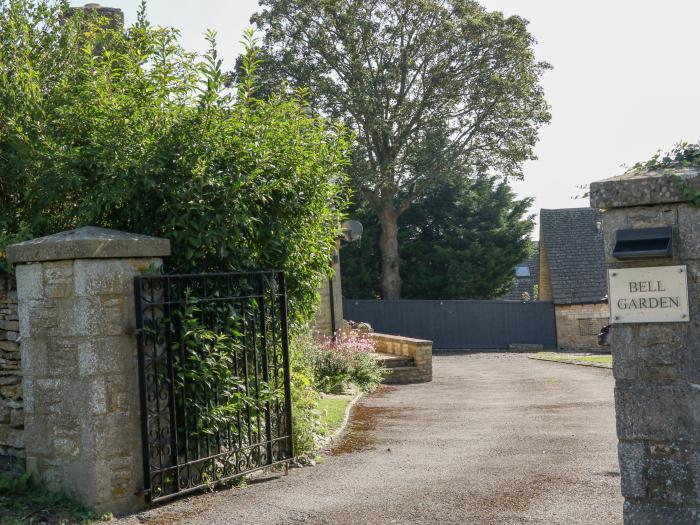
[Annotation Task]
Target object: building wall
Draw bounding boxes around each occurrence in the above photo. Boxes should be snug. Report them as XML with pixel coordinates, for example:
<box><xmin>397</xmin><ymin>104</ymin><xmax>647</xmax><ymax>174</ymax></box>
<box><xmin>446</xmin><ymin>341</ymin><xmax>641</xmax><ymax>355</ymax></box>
<box><xmin>554</xmin><ymin>302</ymin><xmax>610</xmax><ymax>350</ymax></box>
<box><xmin>312</xmin><ymin>243</ymin><xmax>343</xmax><ymax>338</ymax></box>
<box><xmin>0</xmin><ymin>274</ymin><xmax>23</xmax><ymax>473</ymax></box>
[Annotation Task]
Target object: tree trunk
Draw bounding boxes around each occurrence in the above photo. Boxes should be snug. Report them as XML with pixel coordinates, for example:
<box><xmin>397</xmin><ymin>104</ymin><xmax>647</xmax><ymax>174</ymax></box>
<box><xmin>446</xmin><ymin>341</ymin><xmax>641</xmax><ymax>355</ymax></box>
<box><xmin>378</xmin><ymin>205</ymin><xmax>402</xmax><ymax>299</ymax></box>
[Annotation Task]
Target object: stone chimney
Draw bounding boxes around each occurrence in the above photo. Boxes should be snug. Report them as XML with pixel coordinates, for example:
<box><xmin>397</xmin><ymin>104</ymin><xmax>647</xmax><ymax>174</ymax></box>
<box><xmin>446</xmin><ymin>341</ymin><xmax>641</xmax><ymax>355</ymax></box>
<box><xmin>67</xmin><ymin>3</ymin><xmax>124</xmax><ymax>30</ymax></box>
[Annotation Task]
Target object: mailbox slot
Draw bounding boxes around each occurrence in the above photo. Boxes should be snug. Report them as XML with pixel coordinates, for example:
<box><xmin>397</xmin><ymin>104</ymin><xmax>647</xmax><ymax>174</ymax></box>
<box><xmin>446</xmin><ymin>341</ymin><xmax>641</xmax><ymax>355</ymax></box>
<box><xmin>613</xmin><ymin>226</ymin><xmax>673</xmax><ymax>259</ymax></box>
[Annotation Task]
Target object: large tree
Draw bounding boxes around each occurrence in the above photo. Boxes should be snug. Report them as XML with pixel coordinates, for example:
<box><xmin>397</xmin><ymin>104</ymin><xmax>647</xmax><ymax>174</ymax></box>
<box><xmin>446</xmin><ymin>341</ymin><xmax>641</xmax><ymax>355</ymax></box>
<box><xmin>253</xmin><ymin>0</ymin><xmax>550</xmax><ymax>298</ymax></box>
<box><xmin>341</xmin><ymin>176</ymin><xmax>534</xmax><ymax>299</ymax></box>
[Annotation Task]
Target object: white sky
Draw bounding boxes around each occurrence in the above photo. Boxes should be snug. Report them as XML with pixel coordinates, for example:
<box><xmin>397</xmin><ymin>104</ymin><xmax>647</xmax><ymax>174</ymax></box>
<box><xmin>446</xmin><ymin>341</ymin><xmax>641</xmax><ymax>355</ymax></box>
<box><xmin>71</xmin><ymin>1</ymin><xmax>700</xmax><ymax>227</ymax></box>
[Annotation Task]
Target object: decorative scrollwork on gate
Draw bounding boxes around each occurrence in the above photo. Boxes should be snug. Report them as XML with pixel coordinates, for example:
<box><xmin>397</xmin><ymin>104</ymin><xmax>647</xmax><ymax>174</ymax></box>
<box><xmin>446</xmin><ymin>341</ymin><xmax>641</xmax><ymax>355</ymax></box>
<box><xmin>135</xmin><ymin>271</ymin><xmax>293</xmax><ymax>503</ymax></box>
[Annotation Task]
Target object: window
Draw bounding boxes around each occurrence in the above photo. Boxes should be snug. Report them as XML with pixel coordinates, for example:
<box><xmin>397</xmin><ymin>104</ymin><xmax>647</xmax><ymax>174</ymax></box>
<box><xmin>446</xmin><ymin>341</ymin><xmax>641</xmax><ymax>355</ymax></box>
<box><xmin>515</xmin><ymin>265</ymin><xmax>530</xmax><ymax>278</ymax></box>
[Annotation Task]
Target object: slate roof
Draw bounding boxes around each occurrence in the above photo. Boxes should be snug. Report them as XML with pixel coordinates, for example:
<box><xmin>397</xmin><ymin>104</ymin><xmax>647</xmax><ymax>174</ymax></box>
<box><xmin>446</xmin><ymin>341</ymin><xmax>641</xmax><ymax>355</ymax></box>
<box><xmin>501</xmin><ymin>243</ymin><xmax>540</xmax><ymax>301</ymax></box>
<box><xmin>540</xmin><ymin>208</ymin><xmax>607</xmax><ymax>305</ymax></box>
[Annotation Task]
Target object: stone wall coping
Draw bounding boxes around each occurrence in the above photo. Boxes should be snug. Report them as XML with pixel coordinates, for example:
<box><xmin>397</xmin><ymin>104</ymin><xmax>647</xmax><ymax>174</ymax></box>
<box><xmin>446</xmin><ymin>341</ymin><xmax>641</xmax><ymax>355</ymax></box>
<box><xmin>590</xmin><ymin>167</ymin><xmax>700</xmax><ymax>209</ymax></box>
<box><xmin>371</xmin><ymin>332</ymin><xmax>432</xmax><ymax>345</ymax></box>
<box><xmin>7</xmin><ymin>226</ymin><xmax>171</xmax><ymax>264</ymax></box>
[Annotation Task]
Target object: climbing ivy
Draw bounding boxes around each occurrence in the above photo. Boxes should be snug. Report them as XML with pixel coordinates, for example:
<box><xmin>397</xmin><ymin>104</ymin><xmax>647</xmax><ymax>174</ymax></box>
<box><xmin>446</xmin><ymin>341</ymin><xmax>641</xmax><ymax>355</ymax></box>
<box><xmin>627</xmin><ymin>141</ymin><xmax>700</xmax><ymax>206</ymax></box>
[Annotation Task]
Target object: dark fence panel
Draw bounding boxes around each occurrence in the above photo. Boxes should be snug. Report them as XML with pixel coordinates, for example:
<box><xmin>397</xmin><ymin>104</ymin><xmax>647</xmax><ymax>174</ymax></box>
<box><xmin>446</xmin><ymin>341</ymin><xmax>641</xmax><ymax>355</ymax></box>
<box><xmin>343</xmin><ymin>300</ymin><xmax>557</xmax><ymax>350</ymax></box>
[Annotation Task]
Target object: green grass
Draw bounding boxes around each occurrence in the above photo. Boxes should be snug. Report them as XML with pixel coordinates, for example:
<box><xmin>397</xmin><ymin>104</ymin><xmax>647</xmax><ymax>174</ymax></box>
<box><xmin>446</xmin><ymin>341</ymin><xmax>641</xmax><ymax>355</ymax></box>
<box><xmin>535</xmin><ymin>352</ymin><xmax>612</xmax><ymax>365</ymax></box>
<box><xmin>0</xmin><ymin>473</ymin><xmax>111</xmax><ymax>525</ymax></box>
<box><xmin>318</xmin><ymin>396</ymin><xmax>352</xmax><ymax>434</ymax></box>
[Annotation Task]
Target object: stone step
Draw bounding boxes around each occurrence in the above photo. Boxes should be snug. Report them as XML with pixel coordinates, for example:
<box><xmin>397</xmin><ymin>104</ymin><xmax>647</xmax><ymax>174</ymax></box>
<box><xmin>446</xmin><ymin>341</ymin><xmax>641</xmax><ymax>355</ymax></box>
<box><xmin>373</xmin><ymin>352</ymin><xmax>414</xmax><ymax>368</ymax></box>
<box><xmin>383</xmin><ymin>365</ymin><xmax>426</xmax><ymax>385</ymax></box>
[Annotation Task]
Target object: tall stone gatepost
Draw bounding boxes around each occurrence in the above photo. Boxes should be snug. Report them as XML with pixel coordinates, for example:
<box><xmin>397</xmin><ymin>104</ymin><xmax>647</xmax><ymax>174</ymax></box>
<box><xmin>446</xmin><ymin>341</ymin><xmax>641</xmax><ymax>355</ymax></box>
<box><xmin>590</xmin><ymin>167</ymin><xmax>700</xmax><ymax>523</ymax></box>
<box><xmin>7</xmin><ymin>227</ymin><xmax>170</xmax><ymax>515</ymax></box>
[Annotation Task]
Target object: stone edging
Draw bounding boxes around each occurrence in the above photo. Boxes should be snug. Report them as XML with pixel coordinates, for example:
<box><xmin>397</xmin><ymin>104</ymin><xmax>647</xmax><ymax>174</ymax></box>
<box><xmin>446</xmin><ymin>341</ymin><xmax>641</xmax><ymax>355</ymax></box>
<box><xmin>527</xmin><ymin>355</ymin><xmax>612</xmax><ymax>370</ymax></box>
<box><xmin>319</xmin><ymin>391</ymin><xmax>364</xmax><ymax>451</ymax></box>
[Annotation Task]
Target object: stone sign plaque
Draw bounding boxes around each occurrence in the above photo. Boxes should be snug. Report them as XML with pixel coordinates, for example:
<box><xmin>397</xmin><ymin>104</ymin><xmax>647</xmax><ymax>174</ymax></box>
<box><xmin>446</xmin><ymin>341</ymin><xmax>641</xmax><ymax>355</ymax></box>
<box><xmin>609</xmin><ymin>265</ymin><xmax>689</xmax><ymax>323</ymax></box>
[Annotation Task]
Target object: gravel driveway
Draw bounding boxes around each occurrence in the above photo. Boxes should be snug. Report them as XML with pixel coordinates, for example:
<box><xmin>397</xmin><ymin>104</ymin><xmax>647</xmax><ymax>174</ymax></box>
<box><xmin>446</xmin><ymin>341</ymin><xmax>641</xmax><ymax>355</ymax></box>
<box><xmin>119</xmin><ymin>353</ymin><xmax>623</xmax><ymax>525</ymax></box>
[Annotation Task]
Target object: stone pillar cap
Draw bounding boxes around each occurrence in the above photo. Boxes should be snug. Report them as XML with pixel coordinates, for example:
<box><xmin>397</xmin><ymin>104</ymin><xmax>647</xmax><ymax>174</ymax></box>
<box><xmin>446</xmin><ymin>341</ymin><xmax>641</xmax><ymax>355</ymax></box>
<box><xmin>590</xmin><ymin>167</ymin><xmax>700</xmax><ymax>209</ymax></box>
<box><xmin>7</xmin><ymin>226</ymin><xmax>171</xmax><ymax>264</ymax></box>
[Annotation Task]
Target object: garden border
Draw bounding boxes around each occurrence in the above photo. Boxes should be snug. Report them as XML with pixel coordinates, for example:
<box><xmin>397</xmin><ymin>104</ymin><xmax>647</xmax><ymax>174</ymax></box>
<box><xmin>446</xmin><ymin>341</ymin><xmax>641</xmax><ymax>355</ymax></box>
<box><xmin>527</xmin><ymin>354</ymin><xmax>612</xmax><ymax>369</ymax></box>
<box><xmin>318</xmin><ymin>391</ymin><xmax>364</xmax><ymax>451</ymax></box>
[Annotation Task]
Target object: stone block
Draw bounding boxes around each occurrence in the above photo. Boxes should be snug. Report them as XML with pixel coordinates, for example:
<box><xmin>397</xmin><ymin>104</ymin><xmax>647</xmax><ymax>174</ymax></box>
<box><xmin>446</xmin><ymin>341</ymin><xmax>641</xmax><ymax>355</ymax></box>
<box><xmin>32</xmin><ymin>378</ymin><xmax>67</xmax><ymax>415</ymax></box>
<box><xmin>46</xmin><ymin>339</ymin><xmax>80</xmax><ymax>377</ymax></box>
<box><xmin>0</xmin><ymin>341</ymin><xmax>19</xmax><ymax>352</ymax></box>
<box><xmin>23</xmin><ymin>415</ymin><xmax>51</xmax><ymax>455</ymax></box>
<box><xmin>0</xmin><ymin>356</ymin><xmax>19</xmax><ymax>371</ymax></box>
<box><xmin>613</xmin><ymin>323</ymin><xmax>692</xmax><ymax>383</ymax></box>
<box><xmin>18</xmin><ymin>299</ymin><xmax>58</xmax><ymax>338</ymax></box>
<box><xmin>623</xmin><ymin>500</ymin><xmax>699</xmax><ymax>525</ymax></box>
<box><xmin>0</xmin><ymin>320</ymin><xmax>19</xmax><ymax>331</ymax></box>
<box><xmin>0</xmin><ymin>404</ymin><xmax>10</xmax><ymax>424</ymax></box>
<box><xmin>105</xmin><ymin>374</ymin><xmax>135</xmax><ymax>414</ymax></box>
<box><xmin>61</xmin><ymin>460</ymin><xmax>98</xmax><ymax>506</ymax></box>
<box><xmin>73</xmin><ymin>259</ymin><xmax>140</xmax><ymax>297</ymax></box>
<box><xmin>80</xmin><ymin>414</ymin><xmax>135</xmax><ymax>461</ymax></box>
<box><xmin>0</xmin><ymin>424</ymin><xmax>24</xmax><ymax>449</ymax></box>
<box><xmin>15</xmin><ymin>263</ymin><xmax>43</xmax><ymax>301</ymax></box>
<box><xmin>21</xmin><ymin>377</ymin><xmax>33</xmax><ymax>414</ymax></box>
<box><xmin>678</xmin><ymin>204</ymin><xmax>700</xmax><ymax>260</ymax></box>
<box><xmin>0</xmin><ymin>382</ymin><xmax>21</xmax><ymax>401</ymax></box>
<box><xmin>20</xmin><ymin>338</ymin><xmax>81</xmax><ymax>378</ymax></box>
<box><xmin>0</xmin><ymin>373</ymin><xmax>20</xmax><ymax>386</ymax></box>
<box><xmin>62</xmin><ymin>377</ymin><xmax>107</xmax><ymax>416</ymax></box>
<box><xmin>10</xmin><ymin>408</ymin><xmax>23</xmax><ymax>429</ymax></box>
<box><xmin>71</xmin><ymin>296</ymin><xmax>128</xmax><ymax>338</ymax></box>
<box><xmin>78</xmin><ymin>336</ymin><xmax>135</xmax><ymax>376</ymax></box>
<box><xmin>645</xmin><ymin>443</ymin><xmax>695</xmax><ymax>505</ymax></box>
<box><xmin>615</xmin><ymin>384</ymin><xmax>697</xmax><ymax>442</ymax></box>
<box><xmin>42</xmin><ymin>261</ymin><xmax>74</xmax><ymax>299</ymax></box>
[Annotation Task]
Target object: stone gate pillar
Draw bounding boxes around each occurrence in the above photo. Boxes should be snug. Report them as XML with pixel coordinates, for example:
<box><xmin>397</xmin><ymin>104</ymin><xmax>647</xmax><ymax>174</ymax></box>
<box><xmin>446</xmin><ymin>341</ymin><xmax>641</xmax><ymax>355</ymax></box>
<box><xmin>7</xmin><ymin>227</ymin><xmax>170</xmax><ymax>515</ymax></box>
<box><xmin>591</xmin><ymin>168</ymin><xmax>700</xmax><ymax>523</ymax></box>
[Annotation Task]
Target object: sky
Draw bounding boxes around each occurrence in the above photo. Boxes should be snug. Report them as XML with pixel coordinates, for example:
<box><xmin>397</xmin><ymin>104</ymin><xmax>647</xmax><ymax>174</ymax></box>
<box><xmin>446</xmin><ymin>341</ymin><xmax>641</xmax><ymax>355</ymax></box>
<box><xmin>70</xmin><ymin>1</ymin><xmax>700</xmax><ymax>227</ymax></box>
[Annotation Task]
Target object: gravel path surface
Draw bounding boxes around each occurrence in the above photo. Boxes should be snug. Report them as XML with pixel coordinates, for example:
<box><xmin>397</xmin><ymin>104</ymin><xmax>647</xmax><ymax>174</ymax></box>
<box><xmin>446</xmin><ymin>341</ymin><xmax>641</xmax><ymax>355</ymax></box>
<box><xmin>119</xmin><ymin>353</ymin><xmax>623</xmax><ymax>525</ymax></box>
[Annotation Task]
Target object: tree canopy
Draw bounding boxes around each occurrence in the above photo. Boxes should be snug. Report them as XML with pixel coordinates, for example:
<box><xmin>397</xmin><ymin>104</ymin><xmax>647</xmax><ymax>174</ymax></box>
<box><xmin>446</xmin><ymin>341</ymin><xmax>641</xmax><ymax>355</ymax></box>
<box><xmin>253</xmin><ymin>0</ymin><xmax>550</xmax><ymax>298</ymax></box>
<box><xmin>0</xmin><ymin>0</ymin><xmax>351</xmax><ymax>322</ymax></box>
<box><xmin>341</xmin><ymin>176</ymin><xmax>534</xmax><ymax>299</ymax></box>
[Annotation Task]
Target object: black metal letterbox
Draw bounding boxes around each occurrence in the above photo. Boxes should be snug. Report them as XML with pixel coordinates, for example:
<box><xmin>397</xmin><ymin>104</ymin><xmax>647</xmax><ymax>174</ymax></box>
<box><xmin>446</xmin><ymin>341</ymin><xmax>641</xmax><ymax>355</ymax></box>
<box><xmin>612</xmin><ymin>226</ymin><xmax>673</xmax><ymax>259</ymax></box>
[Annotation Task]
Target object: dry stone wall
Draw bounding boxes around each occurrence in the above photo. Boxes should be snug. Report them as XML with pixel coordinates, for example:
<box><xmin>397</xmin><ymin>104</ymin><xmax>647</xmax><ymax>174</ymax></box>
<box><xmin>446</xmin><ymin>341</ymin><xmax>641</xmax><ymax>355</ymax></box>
<box><xmin>0</xmin><ymin>273</ymin><xmax>24</xmax><ymax>473</ymax></box>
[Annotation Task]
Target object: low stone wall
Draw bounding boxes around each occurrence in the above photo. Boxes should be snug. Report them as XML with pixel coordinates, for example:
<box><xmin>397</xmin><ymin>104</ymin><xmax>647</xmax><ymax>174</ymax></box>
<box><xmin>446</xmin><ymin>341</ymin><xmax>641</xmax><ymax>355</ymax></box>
<box><xmin>555</xmin><ymin>302</ymin><xmax>610</xmax><ymax>350</ymax></box>
<box><xmin>372</xmin><ymin>333</ymin><xmax>432</xmax><ymax>383</ymax></box>
<box><xmin>0</xmin><ymin>274</ymin><xmax>23</xmax><ymax>473</ymax></box>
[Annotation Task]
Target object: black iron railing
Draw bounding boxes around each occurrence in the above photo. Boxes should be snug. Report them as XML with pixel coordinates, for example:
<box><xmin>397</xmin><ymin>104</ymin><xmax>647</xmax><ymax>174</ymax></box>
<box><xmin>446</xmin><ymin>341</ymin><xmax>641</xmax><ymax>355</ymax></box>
<box><xmin>135</xmin><ymin>271</ymin><xmax>293</xmax><ymax>503</ymax></box>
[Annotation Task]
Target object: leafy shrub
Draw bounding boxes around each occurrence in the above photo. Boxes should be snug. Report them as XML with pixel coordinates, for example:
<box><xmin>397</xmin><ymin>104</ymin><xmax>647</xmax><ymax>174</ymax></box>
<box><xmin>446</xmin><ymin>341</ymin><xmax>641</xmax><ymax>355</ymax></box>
<box><xmin>0</xmin><ymin>472</ymin><xmax>108</xmax><ymax>524</ymax></box>
<box><xmin>288</xmin><ymin>332</ymin><xmax>323</xmax><ymax>454</ymax></box>
<box><xmin>0</xmin><ymin>1</ymin><xmax>351</xmax><ymax>324</ymax></box>
<box><xmin>312</xmin><ymin>329</ymin><xmax>387</xmax><ymax>394</ymax></box>
<box><xmin>311</xmin><ymin>344</ymin><xmax>353</xmax><ymax>394</ymax></box>
<box><xmin>349</xmin><ymin>351</ymin><xmax>387</xmax><ymax>393</ymax></box>
<box><xmin>176</xmin><ymin>297</ymin><xmax>282</xmax><ymax>441</ymax></box>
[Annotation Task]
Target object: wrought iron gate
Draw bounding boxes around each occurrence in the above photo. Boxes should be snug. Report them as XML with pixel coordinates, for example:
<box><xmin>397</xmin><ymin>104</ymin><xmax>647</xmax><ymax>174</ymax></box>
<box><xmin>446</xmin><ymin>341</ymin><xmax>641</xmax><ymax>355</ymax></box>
<box><xmin>135</xmin><ymin>271</ymin><xmax>293</xmax><ymax>503</ymax></box>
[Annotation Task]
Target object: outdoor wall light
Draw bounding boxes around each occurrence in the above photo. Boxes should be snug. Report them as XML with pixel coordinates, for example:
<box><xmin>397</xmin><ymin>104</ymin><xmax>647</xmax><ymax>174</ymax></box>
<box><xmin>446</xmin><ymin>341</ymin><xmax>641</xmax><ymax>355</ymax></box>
<box><xmin>612</xmin><ymin>226</ymin><xmax>673</xmax><ymax>259</ymax></box>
